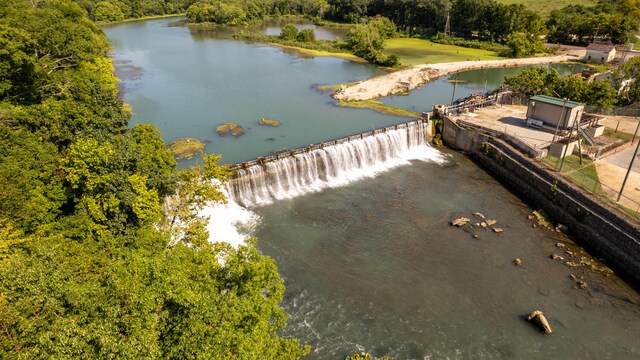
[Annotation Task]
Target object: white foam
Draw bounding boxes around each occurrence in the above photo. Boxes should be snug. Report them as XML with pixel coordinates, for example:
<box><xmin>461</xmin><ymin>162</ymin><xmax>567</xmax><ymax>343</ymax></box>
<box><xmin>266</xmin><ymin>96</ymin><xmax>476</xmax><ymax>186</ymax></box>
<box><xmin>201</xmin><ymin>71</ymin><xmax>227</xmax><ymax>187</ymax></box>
<box><xmin>205</xmin><ymin>122</ymin><xmax>448</xmax><ymax>247</ymax></box>
<box><xmin>201</xmin><ymin>190</ymin><xmax>260</xmax><ymax>249</ymax></box>
<box><xmin>228</xmin><ymin>122</ymin><xmax>448</xmax><ymax>207</ymax></box>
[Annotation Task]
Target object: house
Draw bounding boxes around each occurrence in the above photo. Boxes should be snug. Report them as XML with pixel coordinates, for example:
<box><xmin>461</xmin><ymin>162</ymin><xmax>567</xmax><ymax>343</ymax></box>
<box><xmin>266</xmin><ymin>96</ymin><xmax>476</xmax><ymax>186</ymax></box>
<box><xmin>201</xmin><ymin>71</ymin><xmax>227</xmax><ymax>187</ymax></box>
<box><xmin>526</xmin><ymin>95</ymin><xmax>584</xmax><ymax>130</ymax></box>
<box><xmin>585</xmin><ymin>43</ymin><xmax>616</xmax><ymax>63</ymax></box>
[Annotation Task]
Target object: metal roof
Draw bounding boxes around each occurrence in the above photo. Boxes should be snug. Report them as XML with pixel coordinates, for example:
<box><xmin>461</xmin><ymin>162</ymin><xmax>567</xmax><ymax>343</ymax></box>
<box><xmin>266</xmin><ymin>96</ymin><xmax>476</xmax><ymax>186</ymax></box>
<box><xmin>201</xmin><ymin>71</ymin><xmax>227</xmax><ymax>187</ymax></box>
<box><xmin>529</xmin><ymin>95</ymin><xmax>583</xmax><ymax>109</ymax></box>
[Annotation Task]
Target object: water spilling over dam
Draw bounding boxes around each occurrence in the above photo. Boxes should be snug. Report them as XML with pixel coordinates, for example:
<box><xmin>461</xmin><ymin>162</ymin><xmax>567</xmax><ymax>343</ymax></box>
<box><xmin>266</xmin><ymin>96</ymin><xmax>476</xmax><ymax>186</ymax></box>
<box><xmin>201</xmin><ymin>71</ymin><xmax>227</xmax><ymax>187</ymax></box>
<box><xmin>226</xmin><ymin>120</ymin><xmax>447</xmax><ymax>207</ymax></box>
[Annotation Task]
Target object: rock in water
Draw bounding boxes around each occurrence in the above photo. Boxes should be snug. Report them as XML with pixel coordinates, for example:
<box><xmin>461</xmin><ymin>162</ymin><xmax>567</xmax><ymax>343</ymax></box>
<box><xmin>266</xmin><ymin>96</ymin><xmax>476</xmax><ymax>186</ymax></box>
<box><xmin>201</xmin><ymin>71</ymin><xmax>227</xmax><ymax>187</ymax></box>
<box><xmin>492</xmin><ymin>227</ymin><xmax>504</xmax><ymax>233</ymax></box>
<box><xmin>451</xmin><ymin>217</ymin><xmax>470</xmax><ymax>227</ymax></box>
<box><xmin>258</xmin><ymin>118</ymin><xmax>281</xmax><ymax>127</ymax></box>
<box><xmin>486</xmin><ymin>219</ymin><xmax>497</xmax><ymax>226</ymax></box>
<box><xmin>473</xmin><ymin>212</ymin><xmax>485</xmax><ymax>219</ymax></box>
<box><xmin>527</xmin><ymin>310</ymin><xmax>553</xmax><ymax>334</ymax></box>
<box><xmin>168</xmin><ymin>138</ymin><xmax>205</xmax><ymax>160</ymax></box>
<box><xmin>514</xmin><ymin>258</ymin><xmax>523</xmax><ymax>266</ymax></box>
<box><xmin>216</xmin><ymin>123</ymin><xmax>246</xmax><ymax>137</ymax></box>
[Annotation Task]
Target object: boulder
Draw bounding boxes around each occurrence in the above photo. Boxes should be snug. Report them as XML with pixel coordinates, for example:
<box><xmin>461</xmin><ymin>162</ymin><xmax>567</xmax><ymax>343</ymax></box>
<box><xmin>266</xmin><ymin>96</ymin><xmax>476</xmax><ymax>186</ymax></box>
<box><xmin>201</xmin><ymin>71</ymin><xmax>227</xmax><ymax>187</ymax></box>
<box><xmin>451</xmin><ymin>217</ymin><xmax>470</xmax><ymax>227</ymax></box>
<box><xmin>258</xmin><ymin>118</ymin><xmax>282</xmax><ymax>127</ymax></box>
<box><xmin>527</xmin><ymin>310</ymin><xmax>553</xmax><ymax>334</ymax></box>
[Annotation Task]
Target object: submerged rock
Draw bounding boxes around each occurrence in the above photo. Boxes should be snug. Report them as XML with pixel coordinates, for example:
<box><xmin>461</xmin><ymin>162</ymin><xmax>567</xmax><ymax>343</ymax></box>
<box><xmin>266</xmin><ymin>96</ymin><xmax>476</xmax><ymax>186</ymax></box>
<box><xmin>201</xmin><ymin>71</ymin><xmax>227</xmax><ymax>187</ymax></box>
<box><xmin>216</xmin><ymin>123</ymin><xmax>246</xmax><ymax>137</ymax></box>
<box><xmin>492</xmin><ymin>227</ymin><xmax>504</xmax><ymax>233</ymax></box>
<box><xmin>258</xmin><ymin>118</ymin><xmax>281</xmax><ymax>127</ymax></box>
<box><xmin>473</xmin><ymin>212</ymin><xmax>485</xmax><ymax>219</ymax></box>
<box><xmin>168</xmin><ymin>138</ymin><xmax>205</xmax><ymax>160</ymax></box>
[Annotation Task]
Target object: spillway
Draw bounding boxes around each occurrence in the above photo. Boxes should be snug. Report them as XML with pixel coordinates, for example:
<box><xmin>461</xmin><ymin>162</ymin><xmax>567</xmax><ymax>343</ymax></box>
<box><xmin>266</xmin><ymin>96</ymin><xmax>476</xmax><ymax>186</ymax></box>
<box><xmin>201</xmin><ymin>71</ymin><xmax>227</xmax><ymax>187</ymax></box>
<box><xmin>226</xmin><ymin>121</ymin><xmax>447</xmax><ymax>207</ymax></box>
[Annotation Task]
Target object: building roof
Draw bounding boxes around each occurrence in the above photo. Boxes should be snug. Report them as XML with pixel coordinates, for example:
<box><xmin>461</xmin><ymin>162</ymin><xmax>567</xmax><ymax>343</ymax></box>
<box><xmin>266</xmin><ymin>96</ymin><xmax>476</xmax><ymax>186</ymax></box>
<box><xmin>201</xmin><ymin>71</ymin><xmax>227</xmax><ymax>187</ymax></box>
<box><xmin>529</xmin><ymin>95</ymin><xmax>583</xmax><ymax>109</ymax></box>
<box><xmin>586</xmin><ymin>43</ymin><xmax>616</xmax><ymax>52</ymax></box>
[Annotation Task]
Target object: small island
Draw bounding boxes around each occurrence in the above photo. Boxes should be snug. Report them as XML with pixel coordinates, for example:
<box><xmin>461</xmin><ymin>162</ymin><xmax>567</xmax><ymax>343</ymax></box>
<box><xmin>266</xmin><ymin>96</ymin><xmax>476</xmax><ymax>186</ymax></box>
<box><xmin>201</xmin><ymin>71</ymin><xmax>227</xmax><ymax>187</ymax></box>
<box><xmin>168</xmin><ymin>138</ymin><xmax>205</xmax><ymax>159</ymax></box>
<box><xmin>216</xmin><ymin>123</ymin><xmax>246</xmax><ymax>137</ymax></box>
<box><xmin>258</xmin><ymin>118</ymin><xmax>281</xmax><ymax>127</ymax></box>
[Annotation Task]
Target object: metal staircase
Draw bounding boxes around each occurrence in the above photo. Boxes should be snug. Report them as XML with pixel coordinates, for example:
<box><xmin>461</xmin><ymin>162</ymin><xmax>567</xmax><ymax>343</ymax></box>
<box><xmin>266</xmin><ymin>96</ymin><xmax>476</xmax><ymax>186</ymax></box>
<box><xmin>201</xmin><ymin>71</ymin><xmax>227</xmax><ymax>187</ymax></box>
<box><xmin>577</xmin><ymin>126</ymin><xmax>596</xmax><ymax>146</ymax></box>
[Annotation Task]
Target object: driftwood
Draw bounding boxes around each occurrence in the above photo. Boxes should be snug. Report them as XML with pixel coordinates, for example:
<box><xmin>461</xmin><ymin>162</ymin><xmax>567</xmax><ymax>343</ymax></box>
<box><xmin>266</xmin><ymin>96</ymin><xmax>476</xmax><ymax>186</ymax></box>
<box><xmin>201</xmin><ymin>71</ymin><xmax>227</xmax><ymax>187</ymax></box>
<box><xmin>527</xmin><ymin>310</ymin><xmax>553</xmax><ymax>334</ymax></box>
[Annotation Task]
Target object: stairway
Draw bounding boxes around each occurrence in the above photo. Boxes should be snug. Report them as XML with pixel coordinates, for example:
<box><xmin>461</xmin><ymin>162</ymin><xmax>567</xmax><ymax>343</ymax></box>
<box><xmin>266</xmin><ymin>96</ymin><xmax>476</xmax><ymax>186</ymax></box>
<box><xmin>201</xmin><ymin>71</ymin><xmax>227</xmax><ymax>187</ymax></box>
<box><xmin>577</xmin><ymin>126</ymin><xmax>596</xmax><ymax>146</ymax></box>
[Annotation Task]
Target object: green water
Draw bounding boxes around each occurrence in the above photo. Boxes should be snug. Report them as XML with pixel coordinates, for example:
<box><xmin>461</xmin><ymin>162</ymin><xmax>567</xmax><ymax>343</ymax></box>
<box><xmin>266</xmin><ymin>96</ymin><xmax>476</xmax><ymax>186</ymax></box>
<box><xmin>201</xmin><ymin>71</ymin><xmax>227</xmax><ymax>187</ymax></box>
<box><xmin>103</xmin><ymin>19</ymin><xmax>640</xmax><ymax>359</ymax></box>
<box><xmin>105</xmin><ymin>18</ymin><xmax>392</xmax><ymax>165</ymax></box>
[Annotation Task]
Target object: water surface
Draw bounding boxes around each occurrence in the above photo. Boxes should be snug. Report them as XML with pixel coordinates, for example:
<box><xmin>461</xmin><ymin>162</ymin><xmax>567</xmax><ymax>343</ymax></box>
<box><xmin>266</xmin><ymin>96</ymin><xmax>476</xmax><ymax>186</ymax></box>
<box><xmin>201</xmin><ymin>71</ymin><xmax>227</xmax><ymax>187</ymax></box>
<box><xmin>103</xmin><ymin>18</ymin><xmax>640</xmax><ymax>360</ymax></box>
<box><xmin>105</xmin><ymin>18</ymin><xmax>391</xmax><ymax>165</ymax></box>
<box><xmin>252</xmin><ymin>151</ymin><xmax>640</xmax><ymax>359</ymax></box>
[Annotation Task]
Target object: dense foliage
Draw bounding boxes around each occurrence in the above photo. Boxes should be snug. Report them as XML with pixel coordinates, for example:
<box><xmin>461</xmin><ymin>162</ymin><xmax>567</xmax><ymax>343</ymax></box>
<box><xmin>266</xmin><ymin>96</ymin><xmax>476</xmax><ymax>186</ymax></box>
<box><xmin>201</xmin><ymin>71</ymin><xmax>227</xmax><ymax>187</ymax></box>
<box><xmin>0</xmin><ymin>0</ymin><xmax>309</xmax><ymax>358</ymax></box>
<box><xmin>186</xmin><ymin>0</ymin><xmax>329</xmax><ymax>24</ymax></box>
<box><xmin>73</xmin><ymin>0</ymin><xmax>197</xmax><ymax>22</ymax></box>
<box><xmin>503</xmin><ymin>67</ymin><xmax>618</xmax><ymax>109</ymax></box>
<box><xmin>546</xmin><ymin>0</ymin><xmax>640</xmax><ymax>45</ymax></box>
<box><xmin>615</xmin><ymin>56</ymin><xmax>640</xmax><ymax>106</ymax></box>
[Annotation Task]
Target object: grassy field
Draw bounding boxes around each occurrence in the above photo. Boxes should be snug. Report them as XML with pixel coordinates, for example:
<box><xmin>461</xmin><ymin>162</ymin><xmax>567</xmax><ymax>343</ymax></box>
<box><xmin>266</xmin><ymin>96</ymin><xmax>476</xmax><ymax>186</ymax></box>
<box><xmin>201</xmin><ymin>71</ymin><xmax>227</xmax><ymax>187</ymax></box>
<box><xmin>495</xmin><ymin>0</ymin><xmax>596</xmax><ymax>17</ymax></box>
<box><xmin>383</xmin><ymin>38</ymin><xmax>502</xmax><ymax>66</ymax></box>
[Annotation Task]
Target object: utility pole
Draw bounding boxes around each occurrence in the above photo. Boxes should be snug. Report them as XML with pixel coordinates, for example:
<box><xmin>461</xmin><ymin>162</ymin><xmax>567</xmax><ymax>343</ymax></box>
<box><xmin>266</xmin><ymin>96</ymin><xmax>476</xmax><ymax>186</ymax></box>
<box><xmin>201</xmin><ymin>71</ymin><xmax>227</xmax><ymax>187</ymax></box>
<box><xmin>552</xmin><ymin>98</ymin><xmax>569</xmax><ymax>143</ymax></box>
<box><xmin>558</xmin><ymin>120</ymin><xmax>576</xmax><ymax>172</ymax></box>
<box><xmin>451</xmin><ymin>73</ymin><xmax>458</xmax><ymax>104</ymax></box>
<box><xmin>444</xmin><ymin>13</ymin><xmax>451</xmax><ymax>37</ymax></box>
<box><xmin>483</xmin><ymin>76</ymin><xmax>487</xmax><ymax>94</ymax></box>
<box><xmin>617</xmin><ymin>121</ymin><xmax>640</xmax><ymax>201</ymax></box>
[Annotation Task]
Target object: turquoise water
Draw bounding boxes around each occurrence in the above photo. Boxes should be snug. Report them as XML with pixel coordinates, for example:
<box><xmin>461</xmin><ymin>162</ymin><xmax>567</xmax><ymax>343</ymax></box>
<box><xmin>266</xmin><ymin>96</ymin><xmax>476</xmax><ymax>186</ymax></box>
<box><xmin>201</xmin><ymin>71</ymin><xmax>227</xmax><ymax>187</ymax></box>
<box><xmin>105</xmin><ymin>18</ymin><xmax>393</xmax><ymax>165</ymax></box>
<box><xmin>104</xmin><ymin>19</ymin><xmax>640</xmax><ymax>360</ymax></box>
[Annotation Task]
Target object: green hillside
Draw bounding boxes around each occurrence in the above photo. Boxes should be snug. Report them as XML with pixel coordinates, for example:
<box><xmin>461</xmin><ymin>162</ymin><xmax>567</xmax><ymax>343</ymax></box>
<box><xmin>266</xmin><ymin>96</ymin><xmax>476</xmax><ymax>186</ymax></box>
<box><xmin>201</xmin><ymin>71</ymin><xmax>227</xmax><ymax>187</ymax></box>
<box><xmin>496</xmin><ymin>0</ymin><xmax>596</xmax><ymax>17</ymax></box>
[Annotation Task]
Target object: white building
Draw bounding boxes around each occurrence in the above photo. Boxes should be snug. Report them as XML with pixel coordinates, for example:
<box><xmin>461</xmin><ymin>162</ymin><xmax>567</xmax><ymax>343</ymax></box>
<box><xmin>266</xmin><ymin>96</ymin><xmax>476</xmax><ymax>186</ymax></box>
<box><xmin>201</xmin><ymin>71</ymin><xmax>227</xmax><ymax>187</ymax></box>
<box><xmin>585</xmin><ymin>43</ymin><xmax>616</xmax><ymax>63</ymax></box>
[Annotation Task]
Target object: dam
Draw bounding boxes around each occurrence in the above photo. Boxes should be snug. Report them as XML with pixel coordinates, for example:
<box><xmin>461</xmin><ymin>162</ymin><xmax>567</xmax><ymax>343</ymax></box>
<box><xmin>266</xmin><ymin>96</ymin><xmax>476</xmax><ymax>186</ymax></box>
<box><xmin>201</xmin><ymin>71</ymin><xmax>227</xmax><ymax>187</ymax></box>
<box><xmin>225</xmin><ymin>119</ymin><xmax>444</xmax><ymax>207</ymax></box>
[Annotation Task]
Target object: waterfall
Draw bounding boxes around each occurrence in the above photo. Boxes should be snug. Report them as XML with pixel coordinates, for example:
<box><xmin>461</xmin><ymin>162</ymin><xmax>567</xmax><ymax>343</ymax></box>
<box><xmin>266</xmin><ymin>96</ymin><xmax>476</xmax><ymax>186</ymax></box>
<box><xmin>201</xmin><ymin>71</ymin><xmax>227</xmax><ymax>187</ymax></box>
<box><xmin>226</xmin><ymin>121</ymin><xmax>447</xmax><ymax>208</ymax></box>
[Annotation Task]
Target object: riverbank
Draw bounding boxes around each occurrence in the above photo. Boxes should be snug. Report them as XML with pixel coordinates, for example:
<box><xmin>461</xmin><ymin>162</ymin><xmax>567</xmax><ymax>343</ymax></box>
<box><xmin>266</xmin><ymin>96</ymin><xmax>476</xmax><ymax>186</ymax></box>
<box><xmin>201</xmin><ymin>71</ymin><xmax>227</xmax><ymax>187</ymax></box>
<box><xmin>277</xmin><ymin>45</ymin><xmax>365</xmax><ymax>62</ymax></box>
<box><xmin>334</xmin><ymin>55</ymin><xmax>579</xmax><ymax>101</ymax></box>
<box><xmin>98</xmin><ymin>13</ymin><xmax>185</xmax><ymax>27</ymax></box>
<box><xmin>441</xmin><ymin>114</ymin><xmax>640</xmax><ymax>287</ymax></box>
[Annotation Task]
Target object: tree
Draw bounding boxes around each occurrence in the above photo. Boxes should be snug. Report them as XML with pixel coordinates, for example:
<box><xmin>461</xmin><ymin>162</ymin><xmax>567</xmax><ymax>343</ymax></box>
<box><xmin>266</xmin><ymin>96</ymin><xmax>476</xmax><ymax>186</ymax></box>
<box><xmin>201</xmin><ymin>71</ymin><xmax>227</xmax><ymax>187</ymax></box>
<box><xmin>296</xmin><ymin>28</ymin><xmax>316</xmax><ymax>42</ymax></box>
<box><xmin>280</xmin><ymin>23</ymin><xmax>299</xmax><ymax>40</ymax></box>
<box><xmin>346</xmin><ymin>16</ymin><xmax>399</xmax><ymax>66</ymax></box>
<box><xmin>93</xmin><ymin>1</ymin><xmax>125</xmax><ymax>22</ymax></box>
<box><xmin>503</xmin><ymin>67</ymin><xmax>559</xmax><ymax>97</ymax></box>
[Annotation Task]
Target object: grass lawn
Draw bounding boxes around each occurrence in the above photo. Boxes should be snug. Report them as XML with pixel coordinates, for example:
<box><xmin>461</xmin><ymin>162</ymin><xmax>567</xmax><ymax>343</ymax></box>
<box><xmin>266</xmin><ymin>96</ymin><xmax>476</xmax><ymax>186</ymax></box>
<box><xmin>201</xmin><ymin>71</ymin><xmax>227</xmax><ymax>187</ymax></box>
<box><xmin>383</xmin><ymin>38</ymin><xmax>502</xmax><ymax>66</ymax></box>
<box><xmin>541</xmin><ymin>154</ymin><xmax>603</xmax><ymax>194</ymax></box>
<box><xmin>495</xmin><ymin>0</ymin><xmax>595</xmax><ymax>17</ymax></box>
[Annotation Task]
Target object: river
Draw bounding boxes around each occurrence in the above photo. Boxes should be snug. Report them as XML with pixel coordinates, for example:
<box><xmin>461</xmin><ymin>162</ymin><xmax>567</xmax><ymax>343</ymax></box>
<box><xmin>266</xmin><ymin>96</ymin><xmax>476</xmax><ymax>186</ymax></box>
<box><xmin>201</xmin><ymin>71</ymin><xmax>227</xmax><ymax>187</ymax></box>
<box><xmin>103</xmin><ymin>18</ymin><xmax>640</xmax><ymax>360</ymax></box>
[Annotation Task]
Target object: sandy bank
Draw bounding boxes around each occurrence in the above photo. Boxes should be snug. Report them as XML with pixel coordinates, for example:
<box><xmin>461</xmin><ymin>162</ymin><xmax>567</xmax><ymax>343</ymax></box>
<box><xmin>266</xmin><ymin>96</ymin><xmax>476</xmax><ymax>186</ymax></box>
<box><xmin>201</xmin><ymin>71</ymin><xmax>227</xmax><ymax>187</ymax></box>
<box><xmin>333</xmin><ymin>55</ymin><xmax>579</xmax><ymax>101</ymax></box>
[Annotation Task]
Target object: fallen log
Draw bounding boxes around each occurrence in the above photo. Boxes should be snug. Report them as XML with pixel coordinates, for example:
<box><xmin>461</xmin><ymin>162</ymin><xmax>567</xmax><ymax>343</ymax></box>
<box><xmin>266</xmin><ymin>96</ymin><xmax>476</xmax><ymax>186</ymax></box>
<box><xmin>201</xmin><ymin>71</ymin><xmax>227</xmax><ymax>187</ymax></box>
<box><xmin>527</xmin><ymin>310</ymin><xmax>553</xmax><ymax>334</ymax></box>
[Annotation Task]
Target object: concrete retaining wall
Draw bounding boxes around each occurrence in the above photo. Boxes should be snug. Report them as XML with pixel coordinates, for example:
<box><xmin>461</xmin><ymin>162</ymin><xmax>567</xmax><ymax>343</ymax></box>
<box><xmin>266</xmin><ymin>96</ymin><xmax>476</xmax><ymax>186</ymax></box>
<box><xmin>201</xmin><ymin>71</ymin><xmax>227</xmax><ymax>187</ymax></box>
<box><xmin>442</xmin><ymin>116</ymin><xmax>640</xmax><ymax>285</ymax></box>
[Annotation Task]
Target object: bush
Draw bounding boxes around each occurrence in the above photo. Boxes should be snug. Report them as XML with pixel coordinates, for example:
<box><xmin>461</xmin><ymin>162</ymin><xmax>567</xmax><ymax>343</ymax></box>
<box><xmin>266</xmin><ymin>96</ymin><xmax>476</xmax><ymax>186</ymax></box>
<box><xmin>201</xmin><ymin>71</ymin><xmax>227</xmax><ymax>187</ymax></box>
<box><xmin>279</xmin><ymin>24</ymin><xmax>298</xmax><ymax>40</ymax></box>
<box><xmin>296</xmin><ymin>28</ymin><xmax>316</xmax><ymax>43</ymax></box>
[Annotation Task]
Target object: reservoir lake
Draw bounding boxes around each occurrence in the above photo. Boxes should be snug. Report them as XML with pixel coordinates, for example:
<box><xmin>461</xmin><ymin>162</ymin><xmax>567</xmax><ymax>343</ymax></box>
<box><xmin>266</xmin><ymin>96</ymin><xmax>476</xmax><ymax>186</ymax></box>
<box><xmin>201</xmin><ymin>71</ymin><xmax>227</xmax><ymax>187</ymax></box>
<box><xmin>104</xmin><ymin>18</ymin><xmax>640</xmax><ymax>360</ymax></box>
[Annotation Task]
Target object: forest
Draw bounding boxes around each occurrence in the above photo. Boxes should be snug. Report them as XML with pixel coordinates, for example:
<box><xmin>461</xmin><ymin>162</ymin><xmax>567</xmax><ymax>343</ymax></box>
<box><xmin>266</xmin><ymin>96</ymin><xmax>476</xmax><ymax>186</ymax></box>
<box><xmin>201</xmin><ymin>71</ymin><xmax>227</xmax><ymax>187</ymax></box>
<box><xmin>0</xmin><ymin>0</ymin><xmax>309</xmax><ymax>358</ymax></box>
